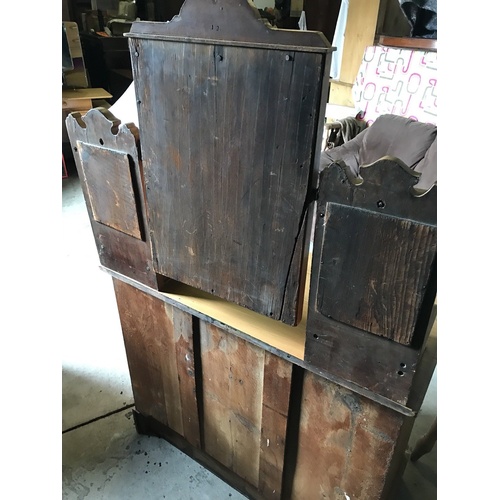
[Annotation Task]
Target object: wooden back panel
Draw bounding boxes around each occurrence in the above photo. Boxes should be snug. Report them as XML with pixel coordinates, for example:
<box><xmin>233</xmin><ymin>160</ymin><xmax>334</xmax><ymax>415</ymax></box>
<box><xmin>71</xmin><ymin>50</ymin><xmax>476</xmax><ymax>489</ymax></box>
<box><xmin>65</xmin><ymin>108</ymin><xmax>158</xmax><ymax>288</ymax></box>
<box><xmin>305</xmin><ymin>160</ymin><xmax>437</xmax><ymax>405</ymax></box>
<box><xmin>314</xmin><ymin>161</ymin><xmax>436</xmax><ymax>345</ymax></box>
<box><xmin>127</xmin><ymin>0</ymin><xmax>332</xmax><ymax>325</ymax></box>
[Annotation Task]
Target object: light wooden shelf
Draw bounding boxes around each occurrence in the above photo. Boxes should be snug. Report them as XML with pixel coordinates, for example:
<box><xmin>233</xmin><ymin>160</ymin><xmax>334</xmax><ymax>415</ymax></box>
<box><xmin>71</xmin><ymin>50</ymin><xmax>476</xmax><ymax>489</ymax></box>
<box><xmin>161</xmin><ymin>253</ymin><xmax>313</xmax><ymax>360</ymax></box>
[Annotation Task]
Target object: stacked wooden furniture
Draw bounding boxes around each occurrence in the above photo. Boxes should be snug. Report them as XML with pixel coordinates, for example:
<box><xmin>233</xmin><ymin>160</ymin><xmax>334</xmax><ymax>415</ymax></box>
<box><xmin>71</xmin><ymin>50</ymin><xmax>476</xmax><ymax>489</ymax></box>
<box><xmin>66</xmin><ymin>1</ymin><xmax>437</xmax><ymax>499</ymax></box>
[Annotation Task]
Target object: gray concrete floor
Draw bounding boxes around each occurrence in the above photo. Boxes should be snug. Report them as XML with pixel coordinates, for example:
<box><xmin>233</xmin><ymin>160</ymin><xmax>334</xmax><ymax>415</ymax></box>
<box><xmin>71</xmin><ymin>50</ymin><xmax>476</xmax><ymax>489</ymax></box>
<box><xmin>62</xmin><ymin>163</ymin><xmax>437</xmax><ymax>499</ymax></box>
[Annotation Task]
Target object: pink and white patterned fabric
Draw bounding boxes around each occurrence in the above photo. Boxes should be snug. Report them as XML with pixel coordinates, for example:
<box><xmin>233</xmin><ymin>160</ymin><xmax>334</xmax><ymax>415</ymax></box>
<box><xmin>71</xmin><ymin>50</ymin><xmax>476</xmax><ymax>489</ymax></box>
<box><xmin>352</xmin><ymin>46</ymin><xmax>437</xmax><ymax>126</ymax></box>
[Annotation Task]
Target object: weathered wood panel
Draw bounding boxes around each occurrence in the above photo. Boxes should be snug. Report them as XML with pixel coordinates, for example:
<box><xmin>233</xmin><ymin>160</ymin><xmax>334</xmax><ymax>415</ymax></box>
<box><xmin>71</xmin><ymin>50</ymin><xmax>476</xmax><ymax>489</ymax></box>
<box><xmin>304</xmin><ymin>311</ymin><xmax>421</xmax><ymax>406</ymax></box>
<box><xmin>93</xmin><ymin>224</ymin><xmax>156</xmax><ymax>288</ymax></box>
<box><xmin>66</xmin><ymin>108</ymin><xmax>157</xmax><ymax>288</ymax></box>
<box><xmin>259</xmin><ymin>353</ymin><xmax>293</xmax><ymax>498</ymax></box>
<box><xmin>199</xmin><ymin>321</ymin><xmax>292</xmax><ymax>494</ymax></box>
<box><xmin>78</xmin><ymin>143</ymin><xmax>144</xmax><ymax>240</ymax></box>
<box><xmin>107</xmin><ymin>277</ymin><xmax>429</xmax><ymax>499</ymax></box>
<box><xmin>200</xmin><ymin>321</ymin><xmax>265</xmax><ymax>487</ymax></box>
<box><xmin>131</xmin><ymin>39</ymin><xmax>323</xmax><ymax>324</ymax></box>
<box><xmin>317</xmin><ymin>204</ymin><xmax>436</xmax><ymax>344</ymax></box>
<box><xmin>128</xmin><ymin>0</ymin><xmax>332</xmax><ymax>324</ymax></box>
<box><xmin>113</xmin><ymin>279</ymin><xmax>200</xmax><ymax>447</ymax></box>
<box><xmin>305</xmin><ymin>159</ymin><xmax>437</xmax><ymax>405</ymax></box>
<box><xmin>291</xmin><ymin>370</ymin><xmax>407</xmax><ymax>500</ymax></box>
<box><xmin>312</xmin><ymin>159</ymin><xmax>437</xmax><ymax>345</ymax></box>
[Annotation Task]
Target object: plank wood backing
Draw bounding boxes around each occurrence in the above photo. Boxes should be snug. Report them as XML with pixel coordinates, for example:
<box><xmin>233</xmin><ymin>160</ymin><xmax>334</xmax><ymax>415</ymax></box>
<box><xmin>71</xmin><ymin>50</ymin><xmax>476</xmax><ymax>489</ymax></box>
<box><xmin>200</xmin><ymin>321</ymin><xmax>292</xmax><ymax>496</ymax></box>
<box><xmin>128</xmin><ymin>0</ymin><xmax>331</xmax><ymax>325</ymax></box>
<box><xmin>259</xmin><ymin>353</ymin><xmax>293</xmax><ymax>498</ymax></box>
<box><xmin>305</xmin><ymin>159</ymin><xmax>437</xmax><ymax>406</ymax></box>
<box><xmin>317</xmin><ymin>205</ymin><xmax>435</xmax><ymax>344</ymax></box>
<box><xmin>78</xmin><ymin>143</ymin><xmax>143</xmax><ymax>239</ymax></box>
<box><xmin>127</xmin><ymin>0</ymin><xmax>332</xmax><ymax>52</ymax></box>
<box><xmin>310</xmin><ymin>159</ymin><xmax>437</xmax><ymax>344</ymax></box>
<box><xmin>106</xmin><ymin>275</ymin><xmax>432</xmax><ymax>498</ymax></box>
<box><xmin>291</xmin><ymin>370</ymin><xmax>408</xmax><ymax>500</ymax></box>
<box><xmin>113</xmin><ymin>279</ymin><xmax>200</xmax><ymax>447</ymax></box>
<box><xmin>65</xmin><ymin>108</ymin><xmax>157</xmax><ymax>288</ymax></box>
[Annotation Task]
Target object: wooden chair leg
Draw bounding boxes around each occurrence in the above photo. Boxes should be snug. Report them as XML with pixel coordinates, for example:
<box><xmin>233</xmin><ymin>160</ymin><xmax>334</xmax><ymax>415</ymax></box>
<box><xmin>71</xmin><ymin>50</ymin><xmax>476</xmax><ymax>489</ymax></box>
<box><xmin>410</xmin><ymin>417</ymin><xmax>437</xmax><ymax>461</ymax></box>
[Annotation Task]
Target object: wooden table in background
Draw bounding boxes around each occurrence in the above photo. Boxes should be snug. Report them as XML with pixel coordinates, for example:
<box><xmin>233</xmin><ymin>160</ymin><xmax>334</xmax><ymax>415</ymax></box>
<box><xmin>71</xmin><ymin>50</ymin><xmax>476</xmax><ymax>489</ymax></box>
<box><xmin>62</xmin><ymin>88</ymin><xmax>112</xmax><ymax>142</ymax></box>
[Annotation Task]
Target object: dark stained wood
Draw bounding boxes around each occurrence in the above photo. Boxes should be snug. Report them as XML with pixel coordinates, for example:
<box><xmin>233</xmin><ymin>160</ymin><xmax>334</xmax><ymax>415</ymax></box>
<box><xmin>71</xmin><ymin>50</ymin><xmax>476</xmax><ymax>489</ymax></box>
<box><xmin>305</xmin><ymin>159</ymin><xmax>437</xmax><ymax>405</ymax></box>
<box><xmin>305</xmin><ymin>312</ymin><xmax>422</xmax><ymax>406</ymax></box>
<box><xmin>65</xmin><ymin>2</ymin><xmax>438</xmax><ymax>495</ymax></box>
<box><xmin>317</xmin><ymin>205</ymin><xmax>436</xmax><ymax>344</ymax></box>
<box><xmin>291</xmin><ymin>370</ymin><xmax>410</xmax><ymax>500</ymax></box>
<box><xmin>93</xmin><ymin>224</ymin><xmax>156</xmax><ymax>287</ymax></box>
<box><xmin>314</xmin><ymin>160</ymin><xmax>437</xmax><ymax>344</ymax></box>
<box><xmin>113</xmin><ymin>279</ymin><xmax>200</xmax><ymax>446</ymax></box>
<box><xmin>65</xmin><ymin>108</ymin><xmax>158</xmax><ymax>288</ymax></box>
<box><xmin>78</xmin><ymin>143</ymin><xmax>144</xmax><ymax>240</ymax></box>
<box><xmin>127</xmin><ymin>0</ymin><xmax>332</xmax><ymax>52</ymax></box>
<box><xmin>130</xmin><ymin>32</ymin><xmax>328</xmax><ymax>325</ymax></box>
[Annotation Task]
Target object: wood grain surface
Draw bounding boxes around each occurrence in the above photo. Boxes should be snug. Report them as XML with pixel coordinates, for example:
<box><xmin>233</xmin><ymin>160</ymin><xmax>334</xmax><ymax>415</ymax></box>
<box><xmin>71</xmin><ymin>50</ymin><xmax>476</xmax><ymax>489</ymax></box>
<box><xmin>199</xmin><ymin>320</ymin><xmax>293</xmax><ymax>495</ymax></box>
<box><xmin>291</xmin><ymin>370</ymin><xmax>408</xmax><ymax>500</ymax></box>
<box><xmin>113</xmin><ymin>279</ymin><xmax>200</xmax><ymax>447</ymax></box>
<box><xmin>66</xmin><ymin>108</ymin><xmax>157</xmax><ymax>288</ymax></box>
<box><xmin>132</xmin><ymin>39</ymin><xmax>324</xmax><ymax>324</ymax></box>
<box><xmin>128</xmin><ymin>0</ymin><xmax>331</xmax><ymax>324</ymax></box>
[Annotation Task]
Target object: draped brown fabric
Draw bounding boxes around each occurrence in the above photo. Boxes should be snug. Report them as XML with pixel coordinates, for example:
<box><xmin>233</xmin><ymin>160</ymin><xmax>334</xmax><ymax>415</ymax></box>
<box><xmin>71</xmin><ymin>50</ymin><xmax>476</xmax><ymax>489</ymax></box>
<box><xmin>320</xmin><ymin>114</ymin><xmax>437</xmax><ymax>192</ymax></box>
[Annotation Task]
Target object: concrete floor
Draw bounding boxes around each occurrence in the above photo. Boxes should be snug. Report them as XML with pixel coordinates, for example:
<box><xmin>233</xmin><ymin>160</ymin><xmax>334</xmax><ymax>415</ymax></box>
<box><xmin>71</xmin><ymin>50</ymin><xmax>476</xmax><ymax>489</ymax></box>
<box><xmin>62</xmin><ymin>162</ymin><xmax>437</xmax><ymax>499</ymax></box>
